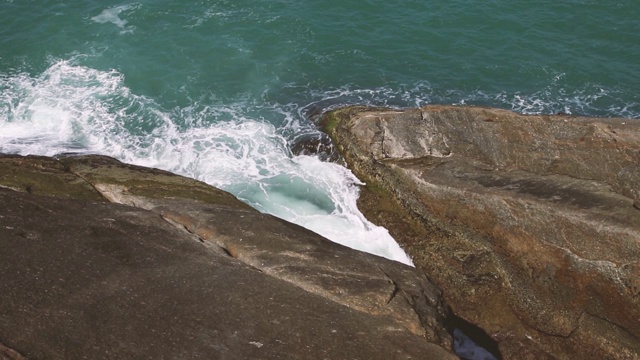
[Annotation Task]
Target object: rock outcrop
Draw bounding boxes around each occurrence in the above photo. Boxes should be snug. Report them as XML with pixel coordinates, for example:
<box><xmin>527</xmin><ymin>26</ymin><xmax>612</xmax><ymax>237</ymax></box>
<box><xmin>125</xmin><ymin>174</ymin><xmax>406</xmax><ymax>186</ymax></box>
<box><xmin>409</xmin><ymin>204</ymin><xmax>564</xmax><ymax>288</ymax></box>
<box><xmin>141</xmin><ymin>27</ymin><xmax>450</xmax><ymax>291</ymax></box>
<box><xmin>0</xmin><ymin>154</ymin><xmax>456</xmax><ymax>359</ymax></box>
<box><xmin>321</xmin><ymin>105</ymin><xmax>640</xmax><ymax>359</ymax></box>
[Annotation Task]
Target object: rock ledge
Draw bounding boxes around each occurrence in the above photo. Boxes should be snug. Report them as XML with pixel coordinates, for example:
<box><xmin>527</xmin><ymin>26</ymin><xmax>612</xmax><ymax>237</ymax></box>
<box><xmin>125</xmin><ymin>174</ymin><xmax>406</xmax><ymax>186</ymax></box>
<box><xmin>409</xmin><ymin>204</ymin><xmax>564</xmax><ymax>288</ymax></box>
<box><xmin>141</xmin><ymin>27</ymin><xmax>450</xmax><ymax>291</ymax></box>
<box><xmin>321</xmin><ymin>105</ymin><xmax>640</xmax><ymax>359</ymax></box>
<box><xmin>0</xmin><ymin>153</ymin><xmax>456</xmax><ymax>359</ymax></box>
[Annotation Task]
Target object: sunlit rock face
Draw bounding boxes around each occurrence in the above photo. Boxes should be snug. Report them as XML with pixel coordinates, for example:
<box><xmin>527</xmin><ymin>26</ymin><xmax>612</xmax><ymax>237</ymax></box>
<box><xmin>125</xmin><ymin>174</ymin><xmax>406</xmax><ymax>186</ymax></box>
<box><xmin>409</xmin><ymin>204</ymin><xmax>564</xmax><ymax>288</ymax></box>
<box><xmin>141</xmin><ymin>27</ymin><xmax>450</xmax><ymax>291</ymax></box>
<box><xmin>322</xmin><ymin>105</ymin><xmax>640</xmax><ymax>360</ymax></box>
<box><xmin>0</xmin><ymin>154</ymin><xmax>456</xmax><ymax>359</ymax></box>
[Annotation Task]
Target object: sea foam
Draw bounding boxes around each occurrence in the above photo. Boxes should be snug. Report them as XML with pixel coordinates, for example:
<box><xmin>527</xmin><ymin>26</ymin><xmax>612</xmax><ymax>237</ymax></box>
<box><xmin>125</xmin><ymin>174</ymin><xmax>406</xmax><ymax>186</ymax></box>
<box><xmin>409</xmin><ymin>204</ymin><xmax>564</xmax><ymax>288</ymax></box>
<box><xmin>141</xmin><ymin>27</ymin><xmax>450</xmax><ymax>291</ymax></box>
<box><xmin>0</xmin><ymin>59</ymin><xmax>414</xmax><ymax>265</ymax></box>
<box><xmin>2</xmin><ymin>58</ymin><xmax>637</xmax><ymax>266</ymax></box>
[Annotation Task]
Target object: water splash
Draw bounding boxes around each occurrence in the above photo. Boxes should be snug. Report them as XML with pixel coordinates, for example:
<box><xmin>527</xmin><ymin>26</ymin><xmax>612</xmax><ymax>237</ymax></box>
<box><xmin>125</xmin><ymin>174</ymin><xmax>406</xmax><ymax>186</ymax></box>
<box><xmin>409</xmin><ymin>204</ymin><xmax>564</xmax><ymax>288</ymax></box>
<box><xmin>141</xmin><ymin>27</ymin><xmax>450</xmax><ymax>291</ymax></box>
<box><xmin>0</xmin><ymin>59</ymin><xmax>414</xmax><ymax>265</ymax></box>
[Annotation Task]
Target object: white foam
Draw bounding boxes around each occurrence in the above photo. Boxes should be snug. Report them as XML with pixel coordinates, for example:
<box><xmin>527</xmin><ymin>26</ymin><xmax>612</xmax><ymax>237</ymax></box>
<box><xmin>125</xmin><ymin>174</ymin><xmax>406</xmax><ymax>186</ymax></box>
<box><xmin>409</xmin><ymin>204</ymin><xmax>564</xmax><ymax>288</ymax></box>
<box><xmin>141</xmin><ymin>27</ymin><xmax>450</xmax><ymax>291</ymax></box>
<box><xmin>297</xmin><ymin>82</ymin><xmax>639</xmax><ymax>119</ymax></box>
<box><xmin>131</xmin><ymin>118</ymin><xmax>413</xmax><ymax>264</ymax></box>
<box><xmin>0</xmin><ymin>61</ymin><xmax>130</xmax><ymax>156</ymax></box>
<box><xmin>0</xmin><ymin>59</ymin><xmax>414</xmax><ymax>265</ymax></box>
<box><xmin>186</xmin><ymin>7</ymin><xmax>231</xmax><ymax>28</ymax></box>
<box><xmin>5</xmin><ymin>60</ymin><xmax>635</xmax><ymax>266</ymax></box>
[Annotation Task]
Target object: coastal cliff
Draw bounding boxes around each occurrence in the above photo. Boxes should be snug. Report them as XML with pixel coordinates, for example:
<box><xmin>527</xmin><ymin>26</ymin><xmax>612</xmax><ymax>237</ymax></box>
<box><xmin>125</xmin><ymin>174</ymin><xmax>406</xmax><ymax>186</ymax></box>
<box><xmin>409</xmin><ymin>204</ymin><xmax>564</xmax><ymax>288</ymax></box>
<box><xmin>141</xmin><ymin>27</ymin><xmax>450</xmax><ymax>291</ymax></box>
<box><xmin>0</xmin><ymin>154</ymin><xmax>456</xmax><ymax>359</ymax></box>
<box><xmin>321</xmin><ymin>105</ymin><xmax>640</xmax><ymax>359</ymax></box>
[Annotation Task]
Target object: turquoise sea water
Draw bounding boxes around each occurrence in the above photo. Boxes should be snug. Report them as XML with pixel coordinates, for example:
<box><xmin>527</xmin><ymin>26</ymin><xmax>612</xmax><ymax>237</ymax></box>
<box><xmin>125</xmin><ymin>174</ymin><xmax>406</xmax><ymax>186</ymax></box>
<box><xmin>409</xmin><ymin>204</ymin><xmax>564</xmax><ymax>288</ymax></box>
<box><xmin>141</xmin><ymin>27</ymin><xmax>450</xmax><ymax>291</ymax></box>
<box><xmin>1</xmin><ymin>1</ymin><xmax>639</xmax><ymax>265</ymax></box>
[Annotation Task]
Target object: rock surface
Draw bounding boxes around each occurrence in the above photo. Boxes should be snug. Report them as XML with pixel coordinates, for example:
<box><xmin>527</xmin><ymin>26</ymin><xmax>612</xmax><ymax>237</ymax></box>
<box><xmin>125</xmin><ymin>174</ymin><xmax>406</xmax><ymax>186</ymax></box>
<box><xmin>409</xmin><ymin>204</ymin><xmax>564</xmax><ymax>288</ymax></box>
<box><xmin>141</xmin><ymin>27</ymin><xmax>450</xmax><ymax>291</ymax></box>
<box><xmin>0</xmin><ymin>154</ymin><xmax>456</xmax><ymax>359</ymax></box>
<box><xmin>321</xmin><ymin>105</ymin><xmax>640</xmax><ymax>359</ymax></box>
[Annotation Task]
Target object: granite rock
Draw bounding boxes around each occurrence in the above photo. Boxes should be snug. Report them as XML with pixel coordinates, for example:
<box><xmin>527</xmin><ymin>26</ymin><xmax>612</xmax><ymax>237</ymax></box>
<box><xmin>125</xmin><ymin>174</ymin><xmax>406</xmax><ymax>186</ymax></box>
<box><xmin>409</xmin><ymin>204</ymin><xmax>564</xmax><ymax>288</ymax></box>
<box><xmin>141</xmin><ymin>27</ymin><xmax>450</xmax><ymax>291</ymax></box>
<box><xmin>0</xmin><ymin>154</ymin><xmax>456</xmax><ymax>359</ymax></box>
<box><xmin>321</xmin><ymin>105</ymin><xmax>640</xmax><ymax>359</ymax></box>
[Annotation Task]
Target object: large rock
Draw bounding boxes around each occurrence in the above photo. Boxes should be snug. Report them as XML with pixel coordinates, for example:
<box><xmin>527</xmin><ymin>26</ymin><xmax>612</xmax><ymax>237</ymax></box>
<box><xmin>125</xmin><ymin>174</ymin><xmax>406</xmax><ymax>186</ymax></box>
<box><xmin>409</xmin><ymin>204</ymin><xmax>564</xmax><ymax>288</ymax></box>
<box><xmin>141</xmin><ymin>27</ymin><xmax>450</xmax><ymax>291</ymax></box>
<box><xmin>0</xmin><ymin>154</ymin><xmax>456</xmax><ymax>359</ymax></box>
<box><xmin>321</xmin><ymin>105</ymin><xmax>640</xmax><ymax>359</ymax></box>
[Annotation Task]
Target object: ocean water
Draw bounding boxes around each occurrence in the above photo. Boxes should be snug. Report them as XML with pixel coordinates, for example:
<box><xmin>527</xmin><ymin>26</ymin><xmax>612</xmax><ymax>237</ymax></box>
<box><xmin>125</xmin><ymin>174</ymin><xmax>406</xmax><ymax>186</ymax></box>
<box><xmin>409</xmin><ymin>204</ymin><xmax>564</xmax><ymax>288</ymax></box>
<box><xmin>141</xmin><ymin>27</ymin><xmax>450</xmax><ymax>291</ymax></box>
<box><xmin>1</xmin><ymin>1</ymin><xmax>639</xmax><ymax>268</ymax></box>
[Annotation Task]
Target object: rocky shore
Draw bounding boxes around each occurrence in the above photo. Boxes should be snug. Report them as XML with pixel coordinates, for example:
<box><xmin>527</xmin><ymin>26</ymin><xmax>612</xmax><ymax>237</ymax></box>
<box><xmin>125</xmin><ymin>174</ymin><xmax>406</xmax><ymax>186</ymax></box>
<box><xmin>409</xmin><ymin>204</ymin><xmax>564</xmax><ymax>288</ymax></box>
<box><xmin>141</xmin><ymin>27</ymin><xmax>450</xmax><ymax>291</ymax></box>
<box><xmin>0</xmin><ymin>154</ymin><xmax>456</xmax><ymax>359</ymax></box>
<box><xmin>2</xmin><ymin>105</ymin><xmax>638</xmax><ymax>359</ymax></box>
<box><xmin>320</xmin><ymin>105</ymin><xmax>640</xmax><ymax>359</ymax></box>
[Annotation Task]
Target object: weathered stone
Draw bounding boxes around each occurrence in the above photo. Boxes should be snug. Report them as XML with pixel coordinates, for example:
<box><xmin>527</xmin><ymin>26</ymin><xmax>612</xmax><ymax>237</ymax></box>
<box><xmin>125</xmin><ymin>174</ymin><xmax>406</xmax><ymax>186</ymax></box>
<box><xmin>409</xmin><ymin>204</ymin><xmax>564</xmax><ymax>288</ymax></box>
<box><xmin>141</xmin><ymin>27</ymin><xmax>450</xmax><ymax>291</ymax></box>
<box><xmin>58</xmin><ymin>154</ymin><xmax>252</xmax><ymax>210</ymax></box>
<box><xmin>290</xmin><ymin>132</ymin><xmax>338</xmax><ymax>161</ymax></box>
<box><xmin>321</xmin><ymin>105</ymin><xmax>640</xmax><ymax>359</ymax></box>
<box><xmin>0</xmin><ymin>154</ymin><xmax>105</xmax><ymax>202</ymax></box>
<box><xmin>0</xmin><ymin>342</ymin><xmax>25</xmax><ymax>360</ymax></box>
<box><xmin>0</xmin><ymin>154</ymin><xmax>456</xmax><ymax>359</ymax></box>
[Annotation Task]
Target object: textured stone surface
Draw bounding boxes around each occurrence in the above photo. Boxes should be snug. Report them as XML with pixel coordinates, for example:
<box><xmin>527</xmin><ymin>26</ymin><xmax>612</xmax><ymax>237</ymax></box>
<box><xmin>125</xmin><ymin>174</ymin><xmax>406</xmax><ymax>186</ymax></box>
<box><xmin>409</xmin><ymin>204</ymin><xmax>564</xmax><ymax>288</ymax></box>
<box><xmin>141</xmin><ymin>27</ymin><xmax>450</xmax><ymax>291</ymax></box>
<box><xmin>322</xmin><ymin>105</ymin><xmax>640</xmax><ymax>359</ymax></box>
<box><xmin>0</xmin><ymin>154</ymin><xmax>456</xmax><ymax>359</ymax></box>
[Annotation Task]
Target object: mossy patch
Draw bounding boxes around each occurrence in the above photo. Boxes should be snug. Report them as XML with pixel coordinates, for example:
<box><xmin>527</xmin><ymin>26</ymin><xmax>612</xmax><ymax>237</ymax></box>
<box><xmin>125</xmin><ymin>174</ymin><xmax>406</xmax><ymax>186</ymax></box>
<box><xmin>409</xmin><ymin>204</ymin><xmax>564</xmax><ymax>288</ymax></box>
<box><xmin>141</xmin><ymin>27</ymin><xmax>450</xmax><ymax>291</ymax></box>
<box><xmin>319</xmin><ymin>111</ymin><xmax>341</xmax><ymax>135</ymax></box>
<box><xmin>0</xmin><ymin>155</ymin><xmax>106</xmax><ymax>202</ymax></box>
<box><xmin>0</xmin><ymin>154</ymin><xmax>253</xmax><ymax>210</ymax></box>
<box><xmin>357</xmin><ymin>180</ymin><xmax>428</xmax><ymax>242</ymax></box>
